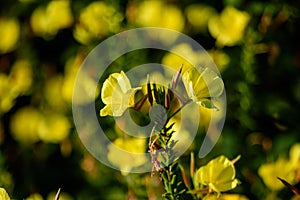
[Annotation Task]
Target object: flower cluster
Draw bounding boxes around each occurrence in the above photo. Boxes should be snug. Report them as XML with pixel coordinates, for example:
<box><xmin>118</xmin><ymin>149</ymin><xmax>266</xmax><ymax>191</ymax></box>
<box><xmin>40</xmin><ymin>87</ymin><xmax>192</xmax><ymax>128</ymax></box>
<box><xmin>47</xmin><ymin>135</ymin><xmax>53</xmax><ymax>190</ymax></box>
<box><xmin>100</xmin><ymin>67</ymin><xmax>224</xmax><ymax>118</ymax></box>
<box><xmin>99</xmin><ymin>67</ymin><xmax>243</xmax><ymax>198</ymax></box>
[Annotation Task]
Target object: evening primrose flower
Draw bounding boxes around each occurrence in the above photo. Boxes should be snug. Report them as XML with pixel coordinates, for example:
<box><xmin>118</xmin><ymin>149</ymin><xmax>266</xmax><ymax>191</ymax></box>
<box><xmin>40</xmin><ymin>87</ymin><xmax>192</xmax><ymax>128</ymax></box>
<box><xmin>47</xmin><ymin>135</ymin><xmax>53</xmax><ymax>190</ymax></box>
<box><xmin>0</xmin><ymin>74</ymin><xmax>15</xmax><ymax>114</ymax></box>
<box><xmin>290</xmin><ymin>143</ymin><xmax>300</xmax><ymax>170</ymax></box>
<box><xmin>10</xmin><ymin>106</ymin><xmax>42</xmax><ymax>144</ymax></box>
<box><xmin>130</xmin><ymin>0</ymin><xmax>184</xmax><ymax>32</ymax></box>
<box><xmin>100</xmin><ymin>71</ymin><xmax>141</xmax><ymax>117</ymax></box>
<box><xmin>162</xmin><ymin>43</ymin><xmax>199</xmax><ymax>71</ymax></box>
<box><xmin>74</xmin><ymin>1</ymin><xmax>123</xmax><ymax>44</ymax></box>
<box><xmin>182</xmin><ymin>67</ymin><xmax>224</xmax><ymax>107</ymax></box>
<box><xmin>30</xmin><ymin>0</ymin><xmax>73</xmax><ymax>39</ymax></box>
<box><xmin>0</xmin><ymin>60</ymin><xmax>32</xmax><ymax>114</ymax></box>
<box><xmin>0</xmin><ymin>18</ymin><xmax>20</xmax><ymax>54</ymax></box>
<box><xmin>208</xmin><ymin>6</ymin><xmax>250</xmax><ymax>47</ymax></box>
<box><xmin>185</xmin><ymin>4</ymin><xmax>217</xmax><ymax>32</ymax></box>
<box><xmin>26</xmin><ymin>193</ymin><xmax>43</xmax><ymax>200</ymax></box>
<box><xmin>258</xmin><ymin>157</ymin><xmax>295</xmax><ymax>191</ymax></box>
<box><xmin>194</xmin><ymin>155</ymin><xmax>240</xmax><ymax>194</ymax></box>
<box><xmin>9</xmin><ymin>59</ymin><xmax>33</xmax><ymax>95</ymax></box>
<box><xmin>0</xmin><ymin>188</ymin><xmax>10</xmax><ymax>200</ymax></box>
<box><xmin>38</xmin><ymin>112</ymin><xmax>70</xmax><ymax>143</ymax></box>
<box><xmin>208</xmin><ymin>50</ymin><xmax>230</xmax><ymax>72</ymax></box>
<box><xmin>204</xmin><ymin>194</ymin><xmax>248</xmax><ymax>200</ymax></box>
<box><xmin>107</xmin><ymin>137</ymin><xmax>147</xmax><ymax>175</ymax></box>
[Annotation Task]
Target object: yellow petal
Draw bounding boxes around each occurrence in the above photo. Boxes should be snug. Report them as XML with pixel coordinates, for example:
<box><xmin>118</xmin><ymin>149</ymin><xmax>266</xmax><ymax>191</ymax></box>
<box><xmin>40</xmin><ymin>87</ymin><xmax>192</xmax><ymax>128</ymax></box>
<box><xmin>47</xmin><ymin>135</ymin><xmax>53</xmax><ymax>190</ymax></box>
<box><xmin>100</xmin><ymin>71</ymin><xmax>141</xmax><ymax>117</ymax></box>
<box><xmin>100</xmin><ymin>105</ymin><xmax>113</xmax><ymax>117</ymax></box>
<box><xmin>0</xmin><ymin>188</ymin><xmax>10</xmax><ymax>200</ymax></box>
<box><xmin>182</xmin><ymin>67</ymin><xmax>224</xmax><ymax>103</ymax></box>
<box><xmin>195</xmin><ymin>155</ymin><xmax>239</xmax><ymax>193</ymax></box>
<box><xmin>258</xmin><ymin>157</ymin><xmax>295</xmax><ymax>191</ymax></box>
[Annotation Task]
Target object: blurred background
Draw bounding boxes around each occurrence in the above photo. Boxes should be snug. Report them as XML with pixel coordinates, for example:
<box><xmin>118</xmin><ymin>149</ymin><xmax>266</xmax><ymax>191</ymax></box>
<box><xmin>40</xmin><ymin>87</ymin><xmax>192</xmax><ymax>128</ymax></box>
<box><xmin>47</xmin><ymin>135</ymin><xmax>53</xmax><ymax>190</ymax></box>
<box><xmin>0</xmin><ymin>0</ymin><xmax>300</xmax><ymax>199</ymax></box>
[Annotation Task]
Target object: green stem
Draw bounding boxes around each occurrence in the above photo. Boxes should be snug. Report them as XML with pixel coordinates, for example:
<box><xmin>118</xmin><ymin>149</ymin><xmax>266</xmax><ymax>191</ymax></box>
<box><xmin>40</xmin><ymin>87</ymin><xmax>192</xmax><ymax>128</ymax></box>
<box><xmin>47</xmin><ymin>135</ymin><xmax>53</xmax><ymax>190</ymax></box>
<box><xmin>165</xmin><ymin>99</ymin><xmax>191</xmax><ymax>125</ymax></box>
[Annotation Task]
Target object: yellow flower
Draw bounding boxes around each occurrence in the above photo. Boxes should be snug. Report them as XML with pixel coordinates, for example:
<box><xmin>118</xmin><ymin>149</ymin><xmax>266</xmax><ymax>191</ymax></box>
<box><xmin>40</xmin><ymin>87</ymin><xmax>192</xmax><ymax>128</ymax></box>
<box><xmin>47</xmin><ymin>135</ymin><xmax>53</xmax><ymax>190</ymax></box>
<box><xmin>290</xmin><ymin>143</ymin><xmax>300</xmax><ymax>169</ymax></box>
<box><xmin>208</xmin><ymin>50</ymin><xmax>230</xmax><ymax>72</ymax></box>
<box><xmin>290</xmin><ymin>143</ymin><xmax>300</xmax><ymax>181</ymax></box>
<box><xmin>258</xmin><ymin>157</ymin><xmax>295</xmax><ymax>191</ymax></box>
<box><xmin>63</xmin><ymin>54</ymin><xmax>99</xmax><ymax>105</ymax></box>
<box><xmin>0</xmin><ymin>74</ymin><xmax>15</xmax><ymax>114</ymax></box>
<box><xmin>100</xmin><ymin>71</ymin><xmax>140</xmax><ymax>117</ymax></box>
<box><xmin>0</xmin><ymin>60</ymin><xmax>32</xmax><ymax>114</ymax></box>
<box><xmin>73</xmin><ymin>1</ymin><xmax>123</xmax><ymax>44</ymax></box>
<box><xmin>107</xmin><ymin>137</ymin><xmax>147</xmax><ymax>175</ymax></box>
<box><xmin>182</xmin><ymin>67</ymin><xmax>224</xmax><ymax>106</ymax></box>
<box><xmin>185</xmin><ymin>4</ymin><xmax>217</xmax><ymax>32</ymax></box>
<box><xmin>0</xmin><ymin>188</ymin><xmax>10</xmax><ymax>200</ymax></box>
<box><xmin>26</xmin><ymin>193</ymin><xmax>43</xmax><ymax>200</ymax></box>
<box><xmin>0</xmin><ymin>170</ymin><xmax>13</xmax><ymax>193</ymax></box>
<box><xmin>162</xmin><ymin>44</ymin><xmax>229</xmax><ymax>73</ymax></box>
<box><xmin>131</xmin><ymin>0</ymin><xmax>184</xmax><ymax>32</ymax></box>
<box><xmin>30</xmin><ymin>0</ymin><xmax>73</xmax><ymax>39</ymax></box>
<box><xmin>45</xmin><ymin>75</ymin><xmax>67</xmax><ymax>111</ymax></box>
<box><xmin>38</xmin><ymin>112</ymin><xmax>70</xmax><ymax>143</ymax></box>
<box><xmin>162</xmin><ymin>43</ymin><xmax>198</xmax><ymax>72</ymax></box>
<box><xmin>194</xmin><ymin>155</ymin><xmax>240</xmax><ymax>194</ymax></box>
<box><xmin>204</xmin><ymin>194</ymin><xmax>249</xmax><ymax>200</ymax></box>
<box><xmin>10</xmin><ymin>107</ymin><xmax>42</xmax><ymax>144</ymax></box>
<box><xmin>208</xmin><ymin>6</ymin><xmax>250</xmax><ymax>47</ymax></box>
<box><xmin>10</xmin><ymin>106</ymin><xmax>70</xmax><ymax>144</ymax></box>
<box><xmin>9</xmin><ymin>59</ymin><xmax>33</xmax><ymax>95</ymax></box>
<box><xmin>0</xmin><ymin>18</ymin><xmax>20</xmax><ymax>54</ymax></box>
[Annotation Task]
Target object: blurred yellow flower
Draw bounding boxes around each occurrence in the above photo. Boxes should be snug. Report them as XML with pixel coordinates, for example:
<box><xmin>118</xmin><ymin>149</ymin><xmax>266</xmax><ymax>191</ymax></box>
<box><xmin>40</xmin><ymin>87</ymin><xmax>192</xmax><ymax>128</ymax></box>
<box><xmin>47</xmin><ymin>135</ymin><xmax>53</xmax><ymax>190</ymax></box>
<box><xmin>73</xmin><ymin>1</ymin><xmax>123</xmax><ymax>44</ymax></box>
<box><xmin>290</xmin><ymin>143</ymin><xmax>300</xmax><ymax>181</ymax></box>
<box><xmin>258</xmin><ymin>157</ymin><xmax>295</xmax><ymax>191</ymax></box>
<box><xmin>194</xmin><ymin>155</ymin><xmax>240</xmax><ymax>194</ymax></box>
<box><xmin>100</xmin><ymin>71</ymin><xmax>141</xmax><ymax>117</ymax></box>
<box><xmin>63</xmin><ymin>54</ymin><xmax>99</xmax><ymax>105</ymax></box>
<box><xmin>208</xmin><ymin>6</ymin><xmax>250</xmax><ymax>47</ymax></box>
<box><xmin>0</xmin><ymin>60</ymin><xmax>32</xmax><ymax>114</ymax></box>
<box><xmin>182</xmin><ymin>67</ymin><xmax>224</xmax><ymax>105</ymax></box>
<box><xmin>162</xmin><ymin>44</ymin><xmax>230</xmax><ymax>73</ymax></box>
<box><xmin>9</xmin><ymin>59</ymin><xmax>33</xmax><ymax>95</ymax></box>
<box><xmin>38</xmin><ymin>112</ymin><xmax>70</xmax><ymax>143</ymax></box>
<box><xmin>290</xmin><ymin>143</ymin><xmax>300</xmax><ymax>169</ymax></box>
<box><xmin>185</xmin><ymin>4</ymin><xmax>217</xmax><ymax>32</ymax></box>
<box><xmin>0</xmin><ymin>74</ymin><xmax>15</xmax><ymax>114</ymax></box>
<box><xmin>10</xmin><ymin>106</ymin><xmax>70</xmax><ymax>144</ymax></box>
<box><xmin>131</xmin><ymin>0</ymin><xmax>184</xmax><ymax>32</ymax></box>
<box><xmin>62</xmin><ymin>55</ymin><xmax>82</xmax><ymax>103</ymax></box>
<box><xmin>45</xmin><ymin>75</ymin><xmax>67</xmax><ymax>110</ymax></box>
<box><xmin>208</xmin><ymin>50</ymin><xmax>230</xmax><ymax>72</ymax></box>
<box><xmin>162</xmin><ymin>43</ymin><xmax>198</xmax><ymax>71</ymax></box>
<box><xmin>26</xmin><ymin>193</ymin><xmax>43</xmax><ymax>200</ymax></box>
<box><xmin>0</xmin><ymin>18</ymin><xmax>20</xmax><ymax>54</ymax></box>
<box><xmin>204</xmin><ymin>194</ymin><xmax>249</xmax><ymax>200</ymax></box>
<box><xmin>30</xmin><ymin>0</ymin><xmax>73</xmax><ymax>39</ymax></box>
<box><xmin>10</xmin><ymin>106</ymin><xmax>42</xmax><ymax>144</ymax></box>
<box><xmin>107</xmin><ymin>137</ymin><xmax>147</xmax><ymax>175</ymax></box>
<box><xmin>0</xmin><ymin>188</ymin><xmax>10</xmax><ymax>200</ymax></box>
<box><xmin>0</xmin><ymin>170</ymin><xmax>13</xmax><ymax>193</ymax></box>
